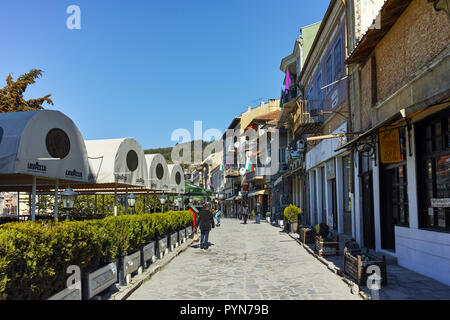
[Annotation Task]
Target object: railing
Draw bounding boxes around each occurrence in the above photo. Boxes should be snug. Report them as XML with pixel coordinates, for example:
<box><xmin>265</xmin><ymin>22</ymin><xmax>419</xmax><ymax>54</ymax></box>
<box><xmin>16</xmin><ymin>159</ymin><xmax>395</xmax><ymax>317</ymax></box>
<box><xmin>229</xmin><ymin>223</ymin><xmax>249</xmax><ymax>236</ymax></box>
<box><xmin>282</xmin><ymin>86</ymin><xmax>298</xmax><ymax>104</ymax></box>
<box><xmin>224</xmin><ymin>165</ymin><xmax>240</xmax><ymax>177</ymax></box>
<box><xmin>246</xmin><ymin>167</ymin><xmax>267</xmax><ymax>181</ymax></box>
<box><xmin>292</xmin><ymin>100</ymin><xmax>324</xmax><ymax>134</ymax></box>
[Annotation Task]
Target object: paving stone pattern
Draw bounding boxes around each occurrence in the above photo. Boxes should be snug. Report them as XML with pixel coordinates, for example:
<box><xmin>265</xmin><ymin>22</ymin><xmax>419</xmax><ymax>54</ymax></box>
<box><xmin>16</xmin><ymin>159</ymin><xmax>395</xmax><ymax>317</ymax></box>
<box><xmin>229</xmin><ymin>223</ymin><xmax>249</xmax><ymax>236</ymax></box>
<box><xmin>128</xmin><ymin>219</ymin><xmax>361</xmax><ymax>300</ymax></box>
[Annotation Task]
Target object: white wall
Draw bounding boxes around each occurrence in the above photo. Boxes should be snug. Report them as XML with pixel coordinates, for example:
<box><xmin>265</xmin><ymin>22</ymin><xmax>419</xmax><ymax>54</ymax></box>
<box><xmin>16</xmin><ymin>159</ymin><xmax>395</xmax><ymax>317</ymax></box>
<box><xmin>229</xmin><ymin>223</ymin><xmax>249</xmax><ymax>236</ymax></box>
<box><xmin>395</xmin><ymin>226</ymin><xmax>450</xmax><ymax>286</ymax></box>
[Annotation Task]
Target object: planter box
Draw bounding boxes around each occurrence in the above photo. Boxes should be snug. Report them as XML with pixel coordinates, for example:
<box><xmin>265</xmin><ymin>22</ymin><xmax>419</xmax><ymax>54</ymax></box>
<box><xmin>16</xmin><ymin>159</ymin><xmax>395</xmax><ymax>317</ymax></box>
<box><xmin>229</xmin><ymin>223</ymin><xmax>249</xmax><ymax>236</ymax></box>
<box><xmin>178</xmin><ymin>229</ymin><xmax>186</xmax><ymax>244</ymax></box>
<box><xmin>122</xmin><ymin>250</ymin><xmax>141</xmax><ymax>277</ymax></box>
<box><xmin>170</xmin><ymin>232</ymin><xmax>178</xmax><ymax>251</ymax></box>
<box><xmin>83</xmin><ymin>261</ymin><xmax>118</xmax><ymax>300</ymax></box>
<box><xmin>299</xmin><ymin>227</ymin><xmax>315</xmax><ymax>244</ymax></box>
<box><xmin>158</xmin><ymin>237</ymin><xmax>168</xmax><ymax>259</ymax></box>
<box><xmin>187</xmin><ymin>225</ymin><xmax>193</xmax><ymax>236</ymax></box>
<box><xmin>315</xmin><ymin>235</ymin><xmax>339</xmax><ymax>257</ymax></box>
<box><xmin>48</xmin><ymin>286</ymin><xmax>82</xmax><ymax>300</ymax></box>
<box><xmin>343</xmin><ymin>248</ymin><xmax>388</xmax><ymax>286</ymax></box>
<box><xmin>142</xmin><ymin>241</ymin><xmax>156</xmax><ymax>266</ymax></box>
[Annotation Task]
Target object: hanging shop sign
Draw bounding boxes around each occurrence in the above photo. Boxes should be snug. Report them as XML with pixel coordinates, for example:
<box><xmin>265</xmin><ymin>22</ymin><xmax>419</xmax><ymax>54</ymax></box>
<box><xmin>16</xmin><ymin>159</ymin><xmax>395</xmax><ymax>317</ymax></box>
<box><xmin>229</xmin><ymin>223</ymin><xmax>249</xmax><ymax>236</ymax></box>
<box><xmin>379</xmin><ymin>126</ymin><xmax>402</xmax><ymax>164</ymax></box>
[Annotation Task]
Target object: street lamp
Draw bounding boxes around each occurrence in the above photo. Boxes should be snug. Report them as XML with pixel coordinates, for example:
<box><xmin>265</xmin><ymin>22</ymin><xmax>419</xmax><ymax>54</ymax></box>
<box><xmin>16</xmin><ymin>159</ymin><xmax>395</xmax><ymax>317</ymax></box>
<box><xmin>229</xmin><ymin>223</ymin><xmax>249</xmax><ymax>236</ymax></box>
<box><xmin>159</xmin><ymin>194</ymin><xmax>167</xmax><ymax>213</ymax></box>
<box><xmin>61</xmin><ymin>187</ymin><xmax>78</xmax><ymax>221</ymax></box>
<box><xmin>127</xmin><ymin>193</ymin><xmax>137</xmax><ymax>214</ymax></box>
<box><xmin>176</xmin><ymin>194</ymin><xmax>183</xmax><ymax>211</ymax></box>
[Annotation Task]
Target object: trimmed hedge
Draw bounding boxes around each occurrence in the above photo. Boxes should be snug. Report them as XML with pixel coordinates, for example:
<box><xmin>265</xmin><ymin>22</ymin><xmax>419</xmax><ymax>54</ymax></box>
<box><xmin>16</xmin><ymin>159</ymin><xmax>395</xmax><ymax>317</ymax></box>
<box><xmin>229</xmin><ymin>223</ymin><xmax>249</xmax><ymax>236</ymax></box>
<box><xmin>0</xmin><ymin>211</ymin><xmax>192</xmax><ymax>300</ymax></box>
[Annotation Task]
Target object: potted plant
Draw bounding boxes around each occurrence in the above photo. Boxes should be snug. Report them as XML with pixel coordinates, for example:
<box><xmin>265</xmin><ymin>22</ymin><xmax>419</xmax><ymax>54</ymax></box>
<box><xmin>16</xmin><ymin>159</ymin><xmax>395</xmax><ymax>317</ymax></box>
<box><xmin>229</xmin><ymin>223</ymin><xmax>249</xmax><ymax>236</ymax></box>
<box><xmin>265</xmin><ymin>212</ymin><xmax>271</xmax><ymax>223</ymax></box>
<box><xmin>283</xmin><ymin>204</ymin><xmax>301</xmax><ymax>233</ymax></box>
<box><xmin>314</xmin><ymin>222</ymin><xmax>339</xmax><ymax>256</ymax></box>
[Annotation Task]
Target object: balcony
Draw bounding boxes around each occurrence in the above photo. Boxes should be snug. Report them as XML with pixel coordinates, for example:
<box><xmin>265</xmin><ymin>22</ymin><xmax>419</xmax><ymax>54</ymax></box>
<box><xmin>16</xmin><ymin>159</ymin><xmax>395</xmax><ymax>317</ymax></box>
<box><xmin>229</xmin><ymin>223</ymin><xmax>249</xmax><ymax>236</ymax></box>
<box><xmin>224</xmin><ymin>165</ymin><xmax>240</xmax><ymax>177</ymax></box>
<box><xmin>282</xmin><ymin>86</ymin><xmax>298</xmax><ymax>105</ymax></box>
<box><xmin>246</xmin><ymin>167</ymin><xmax>267</xmax><ymax>182</ymax></box>
<box><xmin>292</xmin><ymin>100</ymin><xmax>324</xmax><ymax>136</ymax></box>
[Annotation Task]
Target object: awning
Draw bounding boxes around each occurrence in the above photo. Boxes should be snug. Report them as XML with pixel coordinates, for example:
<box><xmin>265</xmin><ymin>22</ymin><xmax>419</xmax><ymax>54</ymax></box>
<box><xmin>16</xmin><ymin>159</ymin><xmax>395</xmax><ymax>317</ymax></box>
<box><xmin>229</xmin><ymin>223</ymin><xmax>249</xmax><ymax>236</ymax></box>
<box><xmin>184</xmin><ymin>182</ymin><xmax>213</xmax><ymax>197</ymax></box>
<box><xmin>334</xmin><ymin>112</ymin><xmax>403</xmax><ymax>152</ymax></box>
<box><xmin>225</xmin><ymin>195</ymin><xmax>237</xmax><ymax>202</ymax></box>
<box><xmin>145</xmin><ymin>154</ymin><xmax>170</xmax><ymax>191</ymax></box>
<box><xmin>248</xmin><ymin>189</ymin><xmax>270</xmax><ymax>197</ymax></box>
<box><xmin>167</xmin><ymin>164</ymin><xmax>185</xmax><ymax>194</ymax></box>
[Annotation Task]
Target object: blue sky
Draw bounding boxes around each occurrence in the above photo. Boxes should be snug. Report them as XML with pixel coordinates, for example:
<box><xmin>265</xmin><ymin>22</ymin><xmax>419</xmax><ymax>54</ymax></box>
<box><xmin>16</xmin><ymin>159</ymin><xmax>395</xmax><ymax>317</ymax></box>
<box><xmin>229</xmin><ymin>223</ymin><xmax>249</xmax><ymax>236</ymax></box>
<box><xmin>0</xmin><ymin>0</ymin><xmax>330</xmax><ymax>149</ymax></box>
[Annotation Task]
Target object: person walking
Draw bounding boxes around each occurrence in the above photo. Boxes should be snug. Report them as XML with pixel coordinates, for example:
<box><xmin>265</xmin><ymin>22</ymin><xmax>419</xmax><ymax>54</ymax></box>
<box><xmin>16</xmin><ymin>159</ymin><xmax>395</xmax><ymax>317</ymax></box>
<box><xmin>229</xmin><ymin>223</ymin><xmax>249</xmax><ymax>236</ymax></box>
<box><xmin>242</xmin><ymin>204</ymin><xmax>249</xmax><ymax>224</ymax></box>
<box><xmin>215</xmin><ymin>208</ymin><xmax>223</xmax><ymax>227</ymax></box>
<box><xmin>198</xmin><ymin>203</ymin><xmax>215</xmax><ymax>250</ymax></box>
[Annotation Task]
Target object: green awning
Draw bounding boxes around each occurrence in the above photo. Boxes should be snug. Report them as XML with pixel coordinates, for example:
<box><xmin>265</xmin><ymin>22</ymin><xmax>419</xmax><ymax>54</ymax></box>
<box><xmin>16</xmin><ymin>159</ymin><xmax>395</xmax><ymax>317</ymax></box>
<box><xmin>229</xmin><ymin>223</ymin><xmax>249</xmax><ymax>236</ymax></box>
<box><xmin>184</xmin><ymin>182</ymin><xmax>214</xmax><ymax>197</ymax></box>
<box><xmin>225</xmin><ymin>195</ymin><xmax>237</xmax><ymax>202</ymax></box>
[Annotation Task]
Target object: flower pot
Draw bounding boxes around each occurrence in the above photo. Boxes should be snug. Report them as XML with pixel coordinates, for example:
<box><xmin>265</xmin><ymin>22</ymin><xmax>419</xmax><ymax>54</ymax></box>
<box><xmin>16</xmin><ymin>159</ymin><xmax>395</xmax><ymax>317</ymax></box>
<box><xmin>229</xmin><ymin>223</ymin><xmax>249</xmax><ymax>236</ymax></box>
<box><xmin>278</xmin><ymin>220</ymin><xmax>284</xmax><ymax>227</ymax></box>
<box><xmin>266</xmin><ymin>217</ymin><xmax>270</xmax><ymax>223</ymax></box>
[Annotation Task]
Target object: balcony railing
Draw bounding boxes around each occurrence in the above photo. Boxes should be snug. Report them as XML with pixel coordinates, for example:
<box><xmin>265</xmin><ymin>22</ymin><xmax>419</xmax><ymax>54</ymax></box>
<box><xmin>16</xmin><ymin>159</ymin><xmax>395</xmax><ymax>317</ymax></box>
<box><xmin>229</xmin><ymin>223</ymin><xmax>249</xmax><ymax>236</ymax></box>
<box><xmin>282</xmin><ymin>86</ymin><xmax>298</xmax><ymax>105</ymax></box>
<box><xmin>224</xmin><ymin>165</ymin><xmax>240</xmax><ymax>177</ymax></box>
<box><xmin>246</xmin><ymin>167</ymin><xmax>267</xmax><ymax>181</ymax></box>
<box><xmin>292</xmin><ymin>100</ymin><xmax>324</xmax><ymax>135</ymax></box>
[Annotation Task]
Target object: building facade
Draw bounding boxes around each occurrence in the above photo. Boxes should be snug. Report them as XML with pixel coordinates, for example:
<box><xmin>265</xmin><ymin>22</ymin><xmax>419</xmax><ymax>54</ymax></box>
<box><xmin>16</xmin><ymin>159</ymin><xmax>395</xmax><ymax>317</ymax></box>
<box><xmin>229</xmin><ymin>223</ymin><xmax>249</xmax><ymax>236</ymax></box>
<box><xmin>343</xmin><ymin>0</ymin><xmax>450</xmax><ymax>285</ymax></box>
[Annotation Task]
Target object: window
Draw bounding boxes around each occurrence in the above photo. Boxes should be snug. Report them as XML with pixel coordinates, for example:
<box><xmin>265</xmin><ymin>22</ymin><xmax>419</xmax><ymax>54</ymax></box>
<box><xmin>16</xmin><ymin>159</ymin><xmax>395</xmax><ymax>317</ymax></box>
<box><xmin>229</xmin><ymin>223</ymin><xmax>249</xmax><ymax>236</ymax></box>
<box><xmin>46</xmin><ymin>128</ymin><xmax>71</xmax><ymax>159</ymax></box>
<box><xmin>417</xmin><ymin>109</ymin><xmax>450</xmax><ymax>232</ymax></box>
<box><xmin>316</xmin><ymin>73</ymin><xmax>323</xmax><ymax>110</ymax></box>
<box><xmin>342</xmin><ymin>156</ymin><xmax>351</xmax><ymax>213</ymax></box>
<box><xmin>307</xmin><ymin>86</ymin><xmax>314</xmax><ymax>112</ymax></box>
<box><xmin>326</xmin><ymin>55</ymin><xmax>333</xmax><ymax>93</ymax></box>
<box><xmin>334</xmin><ymin>38</ymin><xmax>343</xmax><ymax>80</ymax></box>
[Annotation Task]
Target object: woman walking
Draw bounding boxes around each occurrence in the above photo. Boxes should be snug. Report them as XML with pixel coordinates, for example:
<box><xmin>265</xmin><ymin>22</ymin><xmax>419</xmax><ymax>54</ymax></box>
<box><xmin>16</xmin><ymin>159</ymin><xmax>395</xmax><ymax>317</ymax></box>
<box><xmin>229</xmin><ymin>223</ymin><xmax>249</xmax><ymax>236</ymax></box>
<box><xmin>198</xmin><ymin>202</ymin><xmax>215</xmax><ymax>250</ymax></box>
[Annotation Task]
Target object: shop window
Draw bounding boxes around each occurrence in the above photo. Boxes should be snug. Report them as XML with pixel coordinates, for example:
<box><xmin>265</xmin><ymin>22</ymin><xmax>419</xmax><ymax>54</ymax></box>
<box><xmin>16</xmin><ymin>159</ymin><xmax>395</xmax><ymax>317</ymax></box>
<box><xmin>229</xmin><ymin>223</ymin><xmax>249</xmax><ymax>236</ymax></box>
<box><xmin>417</xmin><ymin>109</ymin><xmax>450</xmax><ymax>232</ymax></box>
<box><xmin>342</xmin><ymin>156</ymin><xmax>351</xmax><ymax>212</ymax></box>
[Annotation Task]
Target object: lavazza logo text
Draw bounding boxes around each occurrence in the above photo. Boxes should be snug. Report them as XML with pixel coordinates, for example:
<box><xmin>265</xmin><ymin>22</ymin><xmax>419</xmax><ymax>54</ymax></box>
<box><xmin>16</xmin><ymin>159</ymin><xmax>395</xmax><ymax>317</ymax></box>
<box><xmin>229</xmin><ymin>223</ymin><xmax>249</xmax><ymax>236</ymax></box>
<box><xmin>27</xmin><ymin>162</ymin><xmax>47</xmax><ymax>173</ymax></box>
<box><xmin>115</xmin><ymin>174</ymin><xmax>127</xmax><ymax>182</ymax></box>
<box><xmin>65</xmin><ymin>169</ymin><xmax>83</xmax><ymax>178</ymax></box>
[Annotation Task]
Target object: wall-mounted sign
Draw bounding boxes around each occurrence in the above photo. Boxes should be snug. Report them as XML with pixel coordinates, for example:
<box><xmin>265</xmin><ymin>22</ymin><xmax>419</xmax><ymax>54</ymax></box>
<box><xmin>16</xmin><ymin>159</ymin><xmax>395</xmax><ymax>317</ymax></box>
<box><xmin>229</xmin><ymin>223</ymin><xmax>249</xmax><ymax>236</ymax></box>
<box><xmin>326</xmin><ymin>160</ymin><xmax>335</xmax><ymax>180</ymax></box>
<box><xmin>331</xmin><ymin>89</ymin><xmax>339</xmax><ymax>108</ymax></box>
<box><xmin>379</xmin><ymin>126</ymin><xmax>401</xmax><ymax>163</ymax></box>
<box><xmin>430</xmin><ymin>198</ymin><xmax>450</xmax><ymax>208</ymax></box>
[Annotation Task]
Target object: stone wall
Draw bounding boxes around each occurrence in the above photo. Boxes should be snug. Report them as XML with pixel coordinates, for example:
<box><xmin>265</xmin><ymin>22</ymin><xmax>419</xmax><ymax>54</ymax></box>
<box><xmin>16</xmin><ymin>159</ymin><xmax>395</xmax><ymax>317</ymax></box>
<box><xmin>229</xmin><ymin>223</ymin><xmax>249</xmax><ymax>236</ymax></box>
<box><xmin>374</xmin><ymin>0</ymin><xmax>450</xmax><ymax>103</ymax></box>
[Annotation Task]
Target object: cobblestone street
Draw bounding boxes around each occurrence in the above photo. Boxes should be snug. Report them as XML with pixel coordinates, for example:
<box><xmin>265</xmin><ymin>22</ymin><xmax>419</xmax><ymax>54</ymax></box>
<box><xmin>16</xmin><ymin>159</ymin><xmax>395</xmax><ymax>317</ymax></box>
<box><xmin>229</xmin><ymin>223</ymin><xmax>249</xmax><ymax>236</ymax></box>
<box><xmin>128</xmin><ymin>219</ymin><xmax>362</xmax><ymax>300</ymax></box>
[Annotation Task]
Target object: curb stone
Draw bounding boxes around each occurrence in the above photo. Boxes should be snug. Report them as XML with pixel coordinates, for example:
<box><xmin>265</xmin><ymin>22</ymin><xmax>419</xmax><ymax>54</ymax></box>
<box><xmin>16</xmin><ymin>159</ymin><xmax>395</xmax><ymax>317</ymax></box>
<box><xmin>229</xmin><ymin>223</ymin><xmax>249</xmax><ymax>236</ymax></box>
<box><xmin>287</xmin><ymin>232</ymin><xmax>370</xmax><ymax>300</ymax></box>
<box><xmin>108</xmin><ymin>238</ymin><xmax>194</xmax><ymax>300</ymax></box>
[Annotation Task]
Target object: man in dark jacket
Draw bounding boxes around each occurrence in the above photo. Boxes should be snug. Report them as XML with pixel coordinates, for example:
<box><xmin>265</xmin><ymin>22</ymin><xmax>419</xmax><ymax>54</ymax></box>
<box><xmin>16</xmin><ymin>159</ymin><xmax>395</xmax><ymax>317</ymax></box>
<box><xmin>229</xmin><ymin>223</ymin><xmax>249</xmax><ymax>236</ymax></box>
<box><xmin>198</xmin><ymin>203</ymin><xmax>215</xmax><ymax>250</ymax></box>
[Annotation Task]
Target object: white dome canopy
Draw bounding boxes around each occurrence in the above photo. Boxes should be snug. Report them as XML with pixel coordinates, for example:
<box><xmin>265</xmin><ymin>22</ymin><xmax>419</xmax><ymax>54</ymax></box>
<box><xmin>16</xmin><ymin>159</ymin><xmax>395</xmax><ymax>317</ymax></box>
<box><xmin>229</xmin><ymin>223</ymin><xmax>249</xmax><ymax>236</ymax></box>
<box><xmin>145</xmin><ymin>154</ymin><xmax>170</xmax><ymax>191</ymax></box>
<box><xmin>167</xmin><ymin>164</ymin><xmax>185</xmax><ymax>194</ymax></box>
<box><xmin>85</xmin><ymin>138</ymin><xmax>148</xmax><ymax>188</ymax></box>
<box><xmin>0</xmin><ymin>110</ymin><xmax>90</xmax><ymax>184</ymax></box>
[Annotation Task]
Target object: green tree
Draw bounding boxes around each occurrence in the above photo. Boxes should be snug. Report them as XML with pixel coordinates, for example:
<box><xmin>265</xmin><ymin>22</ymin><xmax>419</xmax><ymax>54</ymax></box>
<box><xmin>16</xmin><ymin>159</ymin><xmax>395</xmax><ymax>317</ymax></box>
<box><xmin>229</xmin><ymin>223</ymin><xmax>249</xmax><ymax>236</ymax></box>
<box><xmin>0</xmin><ymin>69</ymin><xmax>53</xmax><ymax>113</ymax></box>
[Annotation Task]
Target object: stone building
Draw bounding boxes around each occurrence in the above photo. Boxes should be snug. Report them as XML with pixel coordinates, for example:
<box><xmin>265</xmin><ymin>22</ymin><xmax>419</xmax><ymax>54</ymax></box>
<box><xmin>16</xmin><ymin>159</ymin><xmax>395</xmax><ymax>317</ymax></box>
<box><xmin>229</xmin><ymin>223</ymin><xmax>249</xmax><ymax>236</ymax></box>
<box><xmin>340</xmin><ymin>0</ymin><xmax>450</xmax><ymax>285</ymax></box>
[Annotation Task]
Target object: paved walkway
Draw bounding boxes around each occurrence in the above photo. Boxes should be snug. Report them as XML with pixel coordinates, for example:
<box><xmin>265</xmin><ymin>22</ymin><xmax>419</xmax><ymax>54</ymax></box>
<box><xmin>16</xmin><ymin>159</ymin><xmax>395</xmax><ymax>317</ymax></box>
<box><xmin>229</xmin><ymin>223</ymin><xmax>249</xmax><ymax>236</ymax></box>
<box><xmin>128</xmin><ymin>219</ymin><xmax>361</xmax><ymax>300</ymax></box>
